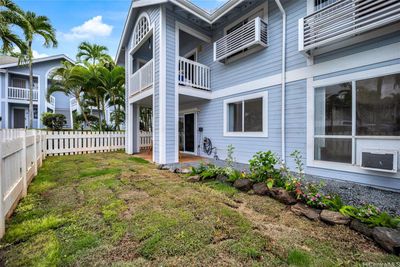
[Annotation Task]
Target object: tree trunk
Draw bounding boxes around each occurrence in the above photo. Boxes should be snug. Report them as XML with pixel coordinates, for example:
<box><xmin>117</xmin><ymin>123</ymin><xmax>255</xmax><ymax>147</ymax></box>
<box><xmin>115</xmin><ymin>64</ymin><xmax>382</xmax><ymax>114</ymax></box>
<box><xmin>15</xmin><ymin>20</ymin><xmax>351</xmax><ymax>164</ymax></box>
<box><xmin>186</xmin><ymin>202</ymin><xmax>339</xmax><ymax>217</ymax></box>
<box><xmin>96</xmin><ymin>95</ymin><xmax>102</xmax><ymax>131</ymax></box>
<box><xmin>28</xmin><ymin>41</ymin><xmax>34</xmax><ymax>129</ymax></box>
<box><xmin>75</xmin><ymin>93</ymin><xmax>89</xmax><ymax>125</ymax></box>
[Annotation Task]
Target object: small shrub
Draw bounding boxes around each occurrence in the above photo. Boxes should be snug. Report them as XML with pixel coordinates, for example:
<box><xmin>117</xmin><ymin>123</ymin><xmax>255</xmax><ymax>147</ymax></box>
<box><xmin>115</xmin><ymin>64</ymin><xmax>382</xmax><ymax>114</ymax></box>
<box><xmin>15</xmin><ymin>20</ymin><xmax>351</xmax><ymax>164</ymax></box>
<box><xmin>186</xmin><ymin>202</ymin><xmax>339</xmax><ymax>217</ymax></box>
<box><xmin>227</xmin><ymin>169</ymin><xmax>245</xmax><ymax>183</ymax></box>
<box><xmin>300</xmin><ymin>182</ymin><xmax>329</xmax><ymax>209</ymax></box>
<box><xmin>226</xmin><ymin>144</ymin><xmax>235</xmax><ymax>168</ymax></box>
<box><xmin>340</xmin><ymin>204</ymin><xmax>400</xmax><ymax>228</ymax></box>
<box><xmin>322</xmin><ymin>194</ymin><xmax>344</xmax><ymax>211</ymax></box>
<box><xmin>199</xmin><ymin>165</ymin><xmax>224</xmax><ymax>181</ymax></box>
<box><xmin>41</xmin><ymin>112</ymin><xmax>67</xmax><ymax>130</ymax></box>
<box><xmin>249</xmin><ymin>151</ymin><xmax>282</xmax><ymax>183</ymax></box>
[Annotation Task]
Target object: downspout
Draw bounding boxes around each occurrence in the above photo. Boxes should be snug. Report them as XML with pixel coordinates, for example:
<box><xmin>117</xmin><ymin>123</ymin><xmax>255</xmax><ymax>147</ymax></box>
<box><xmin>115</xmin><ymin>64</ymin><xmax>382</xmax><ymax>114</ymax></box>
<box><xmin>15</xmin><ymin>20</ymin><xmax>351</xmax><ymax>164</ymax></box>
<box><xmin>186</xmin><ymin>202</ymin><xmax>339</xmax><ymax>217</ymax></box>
<box><xmin>274</xmin><ymin>0</ymin><xmax>286</xmax><ymax>163</ymax></box>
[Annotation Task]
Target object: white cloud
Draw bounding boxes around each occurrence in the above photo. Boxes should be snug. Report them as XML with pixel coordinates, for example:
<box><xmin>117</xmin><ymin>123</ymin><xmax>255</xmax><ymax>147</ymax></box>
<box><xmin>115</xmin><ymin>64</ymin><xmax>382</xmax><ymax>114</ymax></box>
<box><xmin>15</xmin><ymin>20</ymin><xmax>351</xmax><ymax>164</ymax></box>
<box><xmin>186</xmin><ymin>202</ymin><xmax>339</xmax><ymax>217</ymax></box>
<box><xmin>12</xmin><ymin>47</ymin><xmax>49</xmax><ymax>59</ymax></box>
<box><xmin>32</xmin><ymin>50</ymin><xmax>49</xmax><ymax>59</ymax></box>
<box><xmin>61</xmin><ymin>16</ymin><xmax>113</xmax><ymax>41</ymax></box>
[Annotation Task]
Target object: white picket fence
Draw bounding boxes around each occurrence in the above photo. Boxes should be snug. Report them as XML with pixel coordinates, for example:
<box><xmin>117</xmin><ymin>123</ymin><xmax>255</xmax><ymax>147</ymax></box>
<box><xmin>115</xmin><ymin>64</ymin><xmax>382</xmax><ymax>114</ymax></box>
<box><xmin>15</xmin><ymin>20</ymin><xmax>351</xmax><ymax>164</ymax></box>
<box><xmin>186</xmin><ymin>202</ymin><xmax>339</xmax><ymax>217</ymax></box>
<box><xmin>139</xmin><ymin>131</ymin><xmax>152</xmax><ymax>150</ymax></box>
<box><xmin>0</xmin><ymin>129</ymin><xmax>125</xmax><ymax>238</ymax></box>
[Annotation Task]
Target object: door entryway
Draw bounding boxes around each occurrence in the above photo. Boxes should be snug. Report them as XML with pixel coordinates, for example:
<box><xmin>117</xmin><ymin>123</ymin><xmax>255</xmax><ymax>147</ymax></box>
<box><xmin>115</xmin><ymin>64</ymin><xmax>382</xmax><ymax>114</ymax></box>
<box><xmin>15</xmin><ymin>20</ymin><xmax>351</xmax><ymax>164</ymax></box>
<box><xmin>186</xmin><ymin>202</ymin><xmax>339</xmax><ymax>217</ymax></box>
<box><xmin>13</xmin><ymin>108</ymin><xmax>25</xmax><ymax>128</ymax></box>
<box><xmin>179</xmin><ymin>112</ymin><xmax>196</xmax><ymax>153</ymax></box>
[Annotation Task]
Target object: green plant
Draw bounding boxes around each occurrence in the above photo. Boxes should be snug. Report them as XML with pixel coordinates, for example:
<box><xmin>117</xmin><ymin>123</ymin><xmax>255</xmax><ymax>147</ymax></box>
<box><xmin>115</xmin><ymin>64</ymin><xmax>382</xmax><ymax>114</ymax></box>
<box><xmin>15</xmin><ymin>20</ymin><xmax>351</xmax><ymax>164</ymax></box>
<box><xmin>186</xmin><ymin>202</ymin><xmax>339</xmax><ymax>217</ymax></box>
<box><xmin>41</xmin><ymin>112</ymin><xmax>66</xmax><ymax>130</ymax></box>
<box><xmin>226</xmin><ymin>144</ymin><xmax>235</xmax><ymax>168</ymax></box>
<box><xmin>249</xmin><ymin>151</ymin><xmax>281</xmax><ymax>183</ymax></box>
<box><xmin>188</xmin><ymin>163</ymin><xmax>208</xmax><ymax>176</ymax></box>
<box><xmin>340</xmin><ymin>204</ymin><xmax>400</xmax><ymax>228</ymax></box>
<box><xmin>300</xmin><ymin>182</ymin><xmax>329</xmax><ymax>209</ymax></box>
<box><xmin>291</xmin><ymin>150</ymin><xmax>305</xmax><ymax>180</ymax></box>
<box><xmin>227</xmin><ymin>169</ymin><xmax>246</xmax><ymax>183</ymax></box>
<box><xmin>322</xmin><ymin>194</ymin><xmax>343</xmax><ymax>211</ymax></box>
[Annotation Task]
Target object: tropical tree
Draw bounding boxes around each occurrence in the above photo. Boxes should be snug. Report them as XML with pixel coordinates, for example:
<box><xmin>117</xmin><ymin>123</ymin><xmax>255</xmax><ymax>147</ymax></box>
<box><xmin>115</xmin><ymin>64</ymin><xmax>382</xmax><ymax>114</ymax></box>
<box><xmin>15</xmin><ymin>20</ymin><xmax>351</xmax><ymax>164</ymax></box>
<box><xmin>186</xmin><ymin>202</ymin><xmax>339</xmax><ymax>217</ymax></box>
<box><xmin>98</xmin><ymin>65</ymin><xmax>125</xmax><ymax>130</ymax></box>
<box><xmin>21</xmin><ymin>11</ymin><xmax>57</xmax><ymax>128</ymax></box>
<box><xmin>47</xmin><ymin>61</ymin><xmax>90</xmax><ymax>125</ymax></box>
<box><xmin>76</xmin><ymin>41</ymin><xmax>111</xmax><ymax>64</ymax></box>
<box><xmin>0</xmin><ymin>0</ymin><xmax>26</xmax><ymax>53</ymax></box>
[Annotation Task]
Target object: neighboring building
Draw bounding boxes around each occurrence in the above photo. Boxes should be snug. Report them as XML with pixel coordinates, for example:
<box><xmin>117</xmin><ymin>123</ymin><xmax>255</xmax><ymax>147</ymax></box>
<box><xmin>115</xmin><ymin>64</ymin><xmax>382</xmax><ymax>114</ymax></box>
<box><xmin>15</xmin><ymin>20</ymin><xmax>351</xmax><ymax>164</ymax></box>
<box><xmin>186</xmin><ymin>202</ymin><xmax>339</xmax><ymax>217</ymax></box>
<box><xmin>0</xmin><ymin>54</ymin><xmax>75</xmax><ymax>129</ymax></box>
<box><xmin>116</xmin><ymin>0</ymin><xmax>400</xmax><ymax>190</ymax></box>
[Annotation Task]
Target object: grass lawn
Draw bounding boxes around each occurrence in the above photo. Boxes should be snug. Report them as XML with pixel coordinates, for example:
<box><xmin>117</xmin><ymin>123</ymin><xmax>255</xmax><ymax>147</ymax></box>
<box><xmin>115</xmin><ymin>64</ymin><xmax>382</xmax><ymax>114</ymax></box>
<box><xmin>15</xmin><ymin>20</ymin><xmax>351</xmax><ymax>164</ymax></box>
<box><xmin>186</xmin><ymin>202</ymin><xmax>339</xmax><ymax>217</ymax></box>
<box><xmin>1</xmin><ymin>152</ymin><xmax>399</xmax><ymax>266</ymax></box>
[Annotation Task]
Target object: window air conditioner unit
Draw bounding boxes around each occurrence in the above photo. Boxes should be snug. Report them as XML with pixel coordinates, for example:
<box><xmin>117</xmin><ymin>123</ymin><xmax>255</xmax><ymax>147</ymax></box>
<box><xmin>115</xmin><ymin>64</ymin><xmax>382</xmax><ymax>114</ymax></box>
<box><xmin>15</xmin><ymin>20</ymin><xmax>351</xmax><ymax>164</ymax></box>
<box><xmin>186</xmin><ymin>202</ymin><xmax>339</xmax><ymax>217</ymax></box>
<box><xmin>361</xmin><ymin>150</ymin><xmax>398</xmax><ymax>173</ymax></box>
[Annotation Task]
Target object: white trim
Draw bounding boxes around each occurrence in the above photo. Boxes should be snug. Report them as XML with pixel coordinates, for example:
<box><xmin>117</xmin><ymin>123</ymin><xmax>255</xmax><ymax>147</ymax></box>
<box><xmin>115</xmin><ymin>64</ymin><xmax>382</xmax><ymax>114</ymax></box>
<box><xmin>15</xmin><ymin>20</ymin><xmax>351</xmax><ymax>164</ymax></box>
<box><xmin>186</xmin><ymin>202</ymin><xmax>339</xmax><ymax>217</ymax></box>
<box><xmin>223</xmin><ymin>91</ymin><xmax>268</xmax><ymax>138</ymax></box>
<box><xmin>178</xmin><ymin>86</ymin><xmax>212</xmax><ymax>99</ymax></box>
<box><xmin>128</xmin><ymin>88</ymin><xmax>154</xmax><ymax>104</ymax></box>
<box><xmin>183</xmin><ymin>48</ymin><xmax>198</xmax><ymax>61</ymax></box>
<box><xmin>307</xmin><ymin>67</ymin><xmax>400</xmax><ymax>178</ymax></box>
<box><xmin>176</xmin><ymin>22</ymin><xmax>211</xmax><ymax>43</ymax></box>
<box><xmin>0</xmin><ymin>54</ymin><xmax>74</xmax><ymax>69</ymax></box>
<box><xmin>175</xmin><ymin>21</ymin><xmax>180</xmax><ymax>163</ymax></box>
<box><xmin>11</xmin><ymin>106</ymin><xmax>28</xmax><ymax>128</ymax></box>
<box><xmin>159</xmin><ymin>5</ymin><xmax>167</xmax><ymax>164</ymax></box>
<box><xmin>212</xmin><ymin>42</ymin><xmax>400</xmax><ymax>99</ymax></box>
<box><xmin>312</xmin><ymin>64</ymin><xmax>400</xmax><ymax>87</ymax></box>
<box><xmin>179</xmin><ymin>111</ymin><xmax>198</xmax><ymax>154</ymax></box>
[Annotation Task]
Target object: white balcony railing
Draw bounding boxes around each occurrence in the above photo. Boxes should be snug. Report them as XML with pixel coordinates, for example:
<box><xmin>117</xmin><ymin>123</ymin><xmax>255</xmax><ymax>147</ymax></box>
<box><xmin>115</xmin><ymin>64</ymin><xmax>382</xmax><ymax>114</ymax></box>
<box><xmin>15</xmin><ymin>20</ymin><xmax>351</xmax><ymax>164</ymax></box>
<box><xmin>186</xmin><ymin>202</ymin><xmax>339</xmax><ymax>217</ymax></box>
<box><xmin>8</xmin><ymin>87</ymin><xmax>38</xmax><ymax>101</ymax></box>
<box><xmin>129</xmin><ymin>59</ymin><xmax>153</xmax><ymax>95</ymax></box>
<box><xmin>214</xmin><ymin>17</ymin><xmax>268</xmax><ymax>63</ymax></box>
<box><xmin>299</xmin><ymin>0</ymin><xmax>400</xmax><ymax>52</ymax></box>
<box><xmin>48</xmin><ymin>96</ymin><xmax>56</xmax><ymax>107</ymax></box>
<box><xmin>70</xmin><ymin>97</ymin><xmax>78</xmax><ymax>110</ymax></box>
<box><xmin>178</xmin><ymin>57</ymin><xmax>211</xmax><ymax>91</ymax></box>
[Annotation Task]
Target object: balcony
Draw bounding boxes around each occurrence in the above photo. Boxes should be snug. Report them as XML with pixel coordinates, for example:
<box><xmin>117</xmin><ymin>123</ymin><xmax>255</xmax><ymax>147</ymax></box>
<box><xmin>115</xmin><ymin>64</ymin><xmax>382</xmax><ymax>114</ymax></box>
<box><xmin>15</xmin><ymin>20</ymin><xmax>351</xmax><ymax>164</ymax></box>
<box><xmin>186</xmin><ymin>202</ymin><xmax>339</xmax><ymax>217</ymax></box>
<box><xmin>47</xmin><ymin>95</ymin><xmax>56</xmax><ymax>109</ymax></box>
<box><xmin>299</xmin><ymin>0</ymin><xmax>400</xmax><ymax>52</ymax></box>
<box><xmin>70</xmin><ymin>97</ymin><xmax>78</xmax><ymax>111</ymax></box>
<box><xmin>8</xmin><ymin>87</ymin><xmax>38</xmax><ymax>101</ymax></box>
<box><xmin>129</xmin><ymin>59</ymin><xmax>153</xmax><ymax>96</ymax></box>
<box><xmin>214</xmin><ymin>17</ymin><xmax>268</xmax><ymax>63</ymax></box>
<box><xmin>178</xmin><ymin>57</ymin><xmax>211</xmax><ymax>91</ymax></box>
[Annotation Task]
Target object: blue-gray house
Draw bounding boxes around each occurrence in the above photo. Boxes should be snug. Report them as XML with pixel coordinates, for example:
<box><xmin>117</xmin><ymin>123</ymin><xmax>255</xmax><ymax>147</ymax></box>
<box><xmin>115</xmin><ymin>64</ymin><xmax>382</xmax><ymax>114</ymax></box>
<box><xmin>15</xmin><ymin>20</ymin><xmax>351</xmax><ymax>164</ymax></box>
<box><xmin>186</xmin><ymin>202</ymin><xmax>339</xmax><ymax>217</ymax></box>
<box><xmin>116</xmin><ymin>0</ymin><xmax>400</xmax><ymax>190</ymax></box>
<box><xmin>0</xmin><ymin>54</ymin><xmax>76</xmax><ymax>129</ymax></box>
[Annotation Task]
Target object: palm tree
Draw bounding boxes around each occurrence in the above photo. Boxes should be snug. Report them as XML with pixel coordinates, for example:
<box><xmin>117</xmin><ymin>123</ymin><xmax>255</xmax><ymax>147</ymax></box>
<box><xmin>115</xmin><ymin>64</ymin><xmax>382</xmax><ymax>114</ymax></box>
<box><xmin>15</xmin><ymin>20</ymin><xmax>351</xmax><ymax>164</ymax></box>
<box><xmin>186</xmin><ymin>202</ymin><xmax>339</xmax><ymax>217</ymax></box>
<box><xmin>47</xmin><ymin>61</ymin><xmax>90</xmax><ymax>125</ymax></box>
<box><xmin>98</xmin><ymin>65</ymin><xmax>125</xmax><ymax>130</ymax></box>
<box><xmin>71</xmin><ymin>62</ymin><xmax>106</xmax><ymax>130</ymax></box>
<box><xmin>76</xmin><ymin>41</ymin><xmax>111</xmax><ymax>64</ymax></box>
<box><xmin>21</xmin><ymin>11</ymin><xmax>57</xmax><ymax>128</ymax></box>
<box><xmin>0</xmin><ymin>0</ymin><xmax>26</xmax><ymax>53</ymax></box>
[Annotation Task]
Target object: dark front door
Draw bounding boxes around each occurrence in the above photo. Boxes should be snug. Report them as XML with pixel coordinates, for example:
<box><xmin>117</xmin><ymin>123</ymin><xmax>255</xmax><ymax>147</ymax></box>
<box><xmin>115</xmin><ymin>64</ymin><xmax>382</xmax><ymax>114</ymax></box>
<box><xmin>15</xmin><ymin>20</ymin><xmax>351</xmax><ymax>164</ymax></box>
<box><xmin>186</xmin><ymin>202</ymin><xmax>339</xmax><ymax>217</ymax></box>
<box><xmin>184</xmin><ymin>113</ymin><xmax>195</xmax><ymax>152</ymax></box>
<box><xmin>13</xmin><ymin>109</ymin><xmax>25</xmax><ymax>128</ymax></box>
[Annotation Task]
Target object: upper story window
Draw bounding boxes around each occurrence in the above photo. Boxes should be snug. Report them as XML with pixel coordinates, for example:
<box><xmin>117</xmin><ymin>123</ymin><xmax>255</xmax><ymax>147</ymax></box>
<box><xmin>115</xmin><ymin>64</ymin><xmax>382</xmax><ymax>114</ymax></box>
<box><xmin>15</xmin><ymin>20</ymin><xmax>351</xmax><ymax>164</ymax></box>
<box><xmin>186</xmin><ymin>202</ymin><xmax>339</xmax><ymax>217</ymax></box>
<box><xmin>132</xmin><ymin>13</ymin><xmax>150</xmax><ymax>49</ymax></box>
<box><xmin>314</xmin><ymin>0</ymin><xmax>339</xmax><ymax>11</ymax></box>
<box><xmin>214</xmin><ymin>3</ymin><xmax>268</xmax><ymax>63</ymax></box>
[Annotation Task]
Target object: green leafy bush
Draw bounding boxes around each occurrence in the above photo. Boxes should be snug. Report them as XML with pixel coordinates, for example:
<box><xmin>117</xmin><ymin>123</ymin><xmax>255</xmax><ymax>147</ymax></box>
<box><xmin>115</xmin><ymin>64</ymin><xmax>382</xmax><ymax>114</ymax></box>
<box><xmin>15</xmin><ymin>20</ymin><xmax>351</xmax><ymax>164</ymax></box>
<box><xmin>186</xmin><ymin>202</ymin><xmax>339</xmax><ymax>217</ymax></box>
<box><xmin>340</xmin><ymin>204</ymin><xmax>400</xmax><ymax>228</ymax></box>
<box><xmin>41</xmin><ymin>112</ymin><xmax>67</xmax><ymax>130</ymax></box>
<box><xmin>227</xmin><ymin>169</ymin><xmax>245</xmax><ymax>183</ymax></box>
<box><xmin>249</xmin><ymin>151</ymin><xmax>282</xmax><ymax>184</ymax></box>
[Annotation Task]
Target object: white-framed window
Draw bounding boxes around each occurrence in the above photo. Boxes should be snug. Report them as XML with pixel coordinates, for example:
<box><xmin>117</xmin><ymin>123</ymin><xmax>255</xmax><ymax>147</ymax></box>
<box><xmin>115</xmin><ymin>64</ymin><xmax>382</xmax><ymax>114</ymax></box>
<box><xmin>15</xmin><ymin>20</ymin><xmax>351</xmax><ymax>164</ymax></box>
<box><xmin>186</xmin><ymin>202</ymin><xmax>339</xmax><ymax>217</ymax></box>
<box><xmin>132</xmin><ymin>13</ymin><xmax>150</xmax><ymax>48</ymax></box>
<box><xmin>314</xmin><ymin>73</ymin><xmax>400</xmax><ymax>164</ymax></box>
<box><xmin>11</xmin><ymin>78</ymin><xmax>27</xmax><ymax>88</ymax></box>
<box><xmin>223</xmin><ymin>92</ymin><xmax>268</xmax><ymax>137</ymax></box>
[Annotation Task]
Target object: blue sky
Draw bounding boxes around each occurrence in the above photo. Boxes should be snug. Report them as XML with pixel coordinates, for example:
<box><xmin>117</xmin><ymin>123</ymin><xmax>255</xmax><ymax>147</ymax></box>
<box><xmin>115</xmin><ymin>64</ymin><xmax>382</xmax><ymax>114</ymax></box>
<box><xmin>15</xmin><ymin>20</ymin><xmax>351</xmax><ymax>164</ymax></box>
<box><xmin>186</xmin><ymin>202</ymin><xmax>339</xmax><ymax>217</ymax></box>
<box><xmin>14</xmin><ymin>0</ymin><xmax>226</xmax><ymax>60</ymax></box>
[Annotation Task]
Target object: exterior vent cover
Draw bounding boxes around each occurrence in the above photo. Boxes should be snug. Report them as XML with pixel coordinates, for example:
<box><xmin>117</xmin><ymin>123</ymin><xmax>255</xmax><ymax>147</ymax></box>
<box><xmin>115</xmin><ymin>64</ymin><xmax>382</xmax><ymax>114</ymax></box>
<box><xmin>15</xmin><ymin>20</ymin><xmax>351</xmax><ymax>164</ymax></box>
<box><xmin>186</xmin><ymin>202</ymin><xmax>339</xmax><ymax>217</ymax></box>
<box><xmin>361</xmin><ymin>150</ymin><xmax>398</xmax><ymax>173</ymax></box>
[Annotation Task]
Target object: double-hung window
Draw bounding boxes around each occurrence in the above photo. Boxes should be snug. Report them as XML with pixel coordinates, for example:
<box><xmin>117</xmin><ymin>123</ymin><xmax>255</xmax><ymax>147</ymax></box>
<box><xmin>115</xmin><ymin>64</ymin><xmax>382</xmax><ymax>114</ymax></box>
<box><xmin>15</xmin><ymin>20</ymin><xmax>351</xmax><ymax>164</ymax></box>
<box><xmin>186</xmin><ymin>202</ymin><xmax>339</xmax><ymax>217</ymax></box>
<box><xmin>314</xmin><ymin>73</ymin><xmax>400</xmax><ymax>164</ymax></box>
<box><xmin>224</xmin><ymin>92</ymin><xmax>268</xmax><ymax>137</ymax></box>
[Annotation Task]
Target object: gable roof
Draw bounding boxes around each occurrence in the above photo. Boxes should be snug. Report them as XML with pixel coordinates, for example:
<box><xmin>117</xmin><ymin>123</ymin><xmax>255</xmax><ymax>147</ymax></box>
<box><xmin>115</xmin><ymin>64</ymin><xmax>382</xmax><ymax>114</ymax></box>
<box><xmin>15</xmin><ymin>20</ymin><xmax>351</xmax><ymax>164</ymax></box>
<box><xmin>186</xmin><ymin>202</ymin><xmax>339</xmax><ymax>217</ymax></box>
<box><xmin>115</xmin><ymin>0</ymin><xmax>243</xmax><ymax>63</ymax></box>
<box><xmin>0</xmin><ymin>54</ymin><xmax>74</xmax><ymax>69</ymax></box>
<box><xmin>0</xmin><ymin>55</ymin><xmax>19</xmax><ymax>65</ymax></box>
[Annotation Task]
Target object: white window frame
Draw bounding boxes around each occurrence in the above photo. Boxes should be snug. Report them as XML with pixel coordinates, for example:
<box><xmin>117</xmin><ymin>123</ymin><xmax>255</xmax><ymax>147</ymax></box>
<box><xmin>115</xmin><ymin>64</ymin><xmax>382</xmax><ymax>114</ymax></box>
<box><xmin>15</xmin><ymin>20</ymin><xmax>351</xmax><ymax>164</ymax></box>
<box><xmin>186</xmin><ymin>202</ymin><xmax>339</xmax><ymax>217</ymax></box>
<box><xmin>223</xmin><ymin>2</ymin><xmax>268</xmax><ymax>34</ymax></box>
<box><xmin>308</xmin><ymin>69</ymin><xmax>400</xmax><ymax>178</ymax></box>
<box><xmin>223</xmin><ymin>91</ymin><xmax>268</xmax><ymax>137</ymax></box>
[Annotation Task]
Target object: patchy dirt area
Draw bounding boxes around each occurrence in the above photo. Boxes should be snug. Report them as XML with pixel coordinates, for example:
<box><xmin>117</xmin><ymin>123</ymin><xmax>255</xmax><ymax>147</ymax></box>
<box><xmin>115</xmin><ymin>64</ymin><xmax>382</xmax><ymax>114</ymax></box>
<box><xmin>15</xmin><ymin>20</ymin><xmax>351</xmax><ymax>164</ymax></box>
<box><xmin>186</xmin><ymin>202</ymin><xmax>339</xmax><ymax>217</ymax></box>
<box><xmin>0</xmin><ymin>152</ymin><xmax>399</xmax><ymax>266</ymax></box>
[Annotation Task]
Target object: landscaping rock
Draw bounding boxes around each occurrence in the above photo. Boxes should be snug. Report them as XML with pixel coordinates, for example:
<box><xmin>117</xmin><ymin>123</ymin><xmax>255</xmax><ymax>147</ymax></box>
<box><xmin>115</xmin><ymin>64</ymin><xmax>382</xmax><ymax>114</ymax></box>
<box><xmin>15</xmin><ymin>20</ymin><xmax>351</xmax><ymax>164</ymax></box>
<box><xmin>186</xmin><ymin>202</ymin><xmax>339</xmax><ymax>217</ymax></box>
<box><xmin>157</xmin><ymin>164</ymin><xmax>170</xmax><ymax>170</ymax></box>
<box><xmin>187</xmin><ymin>175</ymin><xmax>201</xmax><ymax>183</ymax></box>
<box><xmin>270</xmin><ymin>188</ymin><xmax>297</xmax><ymax>205</ymax></box>
<box><xmin>320</xmin><ymin>210</ymin><xmax>350</xmax><ymax>225</ymax></box>
<box><xmin>216</xmin><ymin>174</ymin><xmax>229</xmax><ymax>184</ymax></box>
<box><xmin>291</xmin><ymin>203</ymin><xmax>320</xmax><ymax>221</ymax></box>
<box><xmin>252</xmin><ymin>182</ymin><xmax>270</xmax><ymax>195</ymax></box>
<box><xmin>233</xmin><ymin>179</ymin><xmax>253</xmax><ymax>192</ymax></box>
<box><xmin>174</xmin><ymin>168</ymin><xmax>191</xmax><ymax>174</ymax></box>
<box><xmin>350</xmin><ymin>219</ymin><xmax>374</xmax><ymax>238</ymax></box>
<box><xmin>372</xmin><ymin>227</ymin><xmax>400</xmax><ymax>255</ymax></box>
